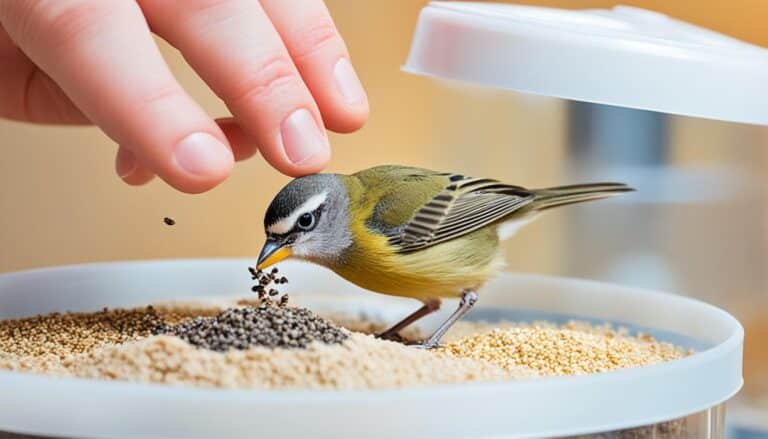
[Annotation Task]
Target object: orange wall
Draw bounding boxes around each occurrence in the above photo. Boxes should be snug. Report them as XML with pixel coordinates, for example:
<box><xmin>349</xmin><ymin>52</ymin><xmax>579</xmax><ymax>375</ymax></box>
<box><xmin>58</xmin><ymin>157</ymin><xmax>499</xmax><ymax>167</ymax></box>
<box><xmin>0</xmin><ymin>0</ymin><xmax>766</xmax><ymax>273</ymax></box>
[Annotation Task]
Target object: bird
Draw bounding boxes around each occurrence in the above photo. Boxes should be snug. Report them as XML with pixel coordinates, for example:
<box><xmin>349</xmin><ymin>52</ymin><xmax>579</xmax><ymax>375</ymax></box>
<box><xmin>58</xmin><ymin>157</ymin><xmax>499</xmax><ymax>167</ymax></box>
<box><xmin>256</xmin><ymin>165</ymin><xmax>632</xmax><ymax>348</ymax></box>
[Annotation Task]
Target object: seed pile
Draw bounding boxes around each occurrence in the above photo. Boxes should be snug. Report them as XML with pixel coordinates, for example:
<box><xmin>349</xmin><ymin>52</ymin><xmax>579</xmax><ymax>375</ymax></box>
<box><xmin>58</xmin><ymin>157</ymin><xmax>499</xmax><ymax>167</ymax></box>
<box><xmin>62</xmin><ymin>333</ymin><xmax>536</xmax><ymax>389</ymax></box>
<box><xmin>441</xmin><ymin>322</ymin><xmax>688</xmax><ymax>376</ymax></box>
<box><xmin>0</xmin><ymin>296</ymin><xmax>689</xmax><ymax>399</ymax></box>
<box><xmin>0</xmin><ymin>307</ymin><xmax>163</xmax><ymax>358</ymax></box>
<box><xmin>0</xmin><ymin>297</ymin><xmax>696</xmax><ymax>437</ymax></box>
<box><xmin>153</xmin><ymin>306</ymin><xmax>349</xmax><ymax>351</ymax></box>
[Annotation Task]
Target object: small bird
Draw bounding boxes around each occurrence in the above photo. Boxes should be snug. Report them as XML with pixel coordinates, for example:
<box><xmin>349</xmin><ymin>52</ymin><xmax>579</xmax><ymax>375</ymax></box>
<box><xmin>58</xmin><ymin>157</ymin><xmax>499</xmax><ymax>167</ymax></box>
<box><xmin>257</xmin><ymin>165</ymin><xmax>632</xmax><ymax>348</ymax></box>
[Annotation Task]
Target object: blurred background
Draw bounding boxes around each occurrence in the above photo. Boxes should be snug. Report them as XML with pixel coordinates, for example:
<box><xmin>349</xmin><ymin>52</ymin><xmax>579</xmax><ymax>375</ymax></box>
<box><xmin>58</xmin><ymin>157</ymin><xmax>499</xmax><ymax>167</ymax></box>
<box><xmin>1</xmin><ymin>0</ymin><xmax>767</xmax><ymax>435</ymax></box>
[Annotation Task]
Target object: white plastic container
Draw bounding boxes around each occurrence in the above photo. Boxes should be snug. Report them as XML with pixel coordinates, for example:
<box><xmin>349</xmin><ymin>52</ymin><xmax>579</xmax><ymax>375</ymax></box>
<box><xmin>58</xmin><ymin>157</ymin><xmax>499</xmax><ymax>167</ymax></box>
<box><xmin>404</xmin><ymin>2</ymin><xmax>768</xmax><ymax>125</ymax></box>
<box><xmin>0</xmin><ymin>259</ymin><xmax>743</xmax><ymax>438</ymax></box>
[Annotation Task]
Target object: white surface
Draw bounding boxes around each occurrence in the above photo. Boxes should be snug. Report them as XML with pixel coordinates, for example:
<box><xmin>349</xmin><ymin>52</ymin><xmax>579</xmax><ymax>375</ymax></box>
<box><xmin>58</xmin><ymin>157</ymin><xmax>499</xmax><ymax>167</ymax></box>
<box><xmin>0</xmin><ymin>259</ymin><xmax>744</xmax><ymax>439</ymax></box>
<box><xmin>404</xmin><ymin>2</ymin><xmax>768</xmax><ymax>125</ymax></box>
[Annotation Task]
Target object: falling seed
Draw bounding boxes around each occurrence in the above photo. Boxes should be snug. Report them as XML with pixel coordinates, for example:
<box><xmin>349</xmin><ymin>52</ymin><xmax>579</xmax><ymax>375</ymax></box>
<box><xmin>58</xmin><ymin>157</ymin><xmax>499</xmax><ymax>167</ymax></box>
<box><xmin>279</xmin><ymin>295</ymin><xmax>289</xmax><ymax>307</ymax></box>
<box><xmin>163</xmin><ymin>217</ymin><xmax>175</xmax><ymax>226</ymax></box>
<box><xmin>268</xmin><ymin>289</ymin><xmax>279</xmax><ymax>297</ymax></box>
<box><xmin>271</xmin><ymin>268</ymin><xmax>279</xmax><ymax>275</ymax></box>
<box><xmin>279</xmin><ymin>277</ymin><xmax>288</xmax><ymax>284</ymax></box>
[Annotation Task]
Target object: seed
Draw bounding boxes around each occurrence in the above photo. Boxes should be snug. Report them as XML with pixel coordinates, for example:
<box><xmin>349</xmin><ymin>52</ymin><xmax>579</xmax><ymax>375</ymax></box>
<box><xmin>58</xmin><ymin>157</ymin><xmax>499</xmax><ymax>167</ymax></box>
<box><xmin>163</xmin><ymin>217</ymin><xmax>175</xmax><ymax>226</ymax></box>
<box><xmin>152</xmin><ymin>306</ymin><xmax>348</xmax><ymax>351</ymax></box>
<box><xmin>0</xmin><ymin>306</ymin><xmax>165</xmax><ymax>357</ymax></box>
<box><xmin>250</xmin><ymin>266</ymin><xmax>289</xmax><ymax>302</ymax></box>
<box><xmin>440</xmin><ymin>323</ymin><xmax>688</xmax><ymax>376</ymax></box>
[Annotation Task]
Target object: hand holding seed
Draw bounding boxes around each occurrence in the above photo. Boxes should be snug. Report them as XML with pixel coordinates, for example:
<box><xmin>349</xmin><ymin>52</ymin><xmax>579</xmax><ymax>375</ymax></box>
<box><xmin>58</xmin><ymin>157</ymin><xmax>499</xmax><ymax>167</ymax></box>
<box><xmin>0</xmin><ymin>1</ymin><xmax>368</xmax><ymax>193</ymax></box>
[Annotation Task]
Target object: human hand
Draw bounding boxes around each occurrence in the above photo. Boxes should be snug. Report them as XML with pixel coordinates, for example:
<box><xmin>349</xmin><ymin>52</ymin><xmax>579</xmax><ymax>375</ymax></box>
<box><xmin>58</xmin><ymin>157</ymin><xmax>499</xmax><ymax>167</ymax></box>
<box><xmin>0</xmin><ymin>1</ymin><xmax>368</xmax><ymax>193</ymax></box>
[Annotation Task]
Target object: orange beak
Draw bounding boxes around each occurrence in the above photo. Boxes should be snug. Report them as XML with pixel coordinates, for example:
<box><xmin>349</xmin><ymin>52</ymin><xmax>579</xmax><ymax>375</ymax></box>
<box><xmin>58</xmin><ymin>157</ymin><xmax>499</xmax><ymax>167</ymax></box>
<box><xmin>256</xmin><ymin>239</ymin><xmax>292</xmax><ymax>270</ymax></box>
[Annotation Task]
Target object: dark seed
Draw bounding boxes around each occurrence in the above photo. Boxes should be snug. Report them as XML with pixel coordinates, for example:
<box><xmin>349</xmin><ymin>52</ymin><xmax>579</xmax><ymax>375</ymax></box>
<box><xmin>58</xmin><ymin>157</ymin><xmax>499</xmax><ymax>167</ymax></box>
<box><xmin>153</xmin><ymin>306</ymin><xmax>346</xmax><ymax>351</ymax></box>
<box><xmin>163</xmin><ymin>217</ymin><xmax>175</xmax><ymax>226</ymax></box>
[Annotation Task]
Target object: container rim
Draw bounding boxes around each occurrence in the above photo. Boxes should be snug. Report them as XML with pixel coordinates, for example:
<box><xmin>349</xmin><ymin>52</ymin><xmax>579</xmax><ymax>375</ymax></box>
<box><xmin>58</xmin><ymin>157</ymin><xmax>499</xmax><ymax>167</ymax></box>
<box><xmin>0</xmin><ymin>258</ymin><xmax>744</xmax><ymax>438</ymax></box>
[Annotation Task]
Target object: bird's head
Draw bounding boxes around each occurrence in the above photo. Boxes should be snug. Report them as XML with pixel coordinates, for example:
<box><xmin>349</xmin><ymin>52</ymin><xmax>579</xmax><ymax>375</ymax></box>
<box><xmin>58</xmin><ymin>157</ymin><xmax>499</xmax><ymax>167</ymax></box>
<box><xmin>257</xmin><ymin>174</ymin><xmax>352</xmax><ymax>270</ymax></box>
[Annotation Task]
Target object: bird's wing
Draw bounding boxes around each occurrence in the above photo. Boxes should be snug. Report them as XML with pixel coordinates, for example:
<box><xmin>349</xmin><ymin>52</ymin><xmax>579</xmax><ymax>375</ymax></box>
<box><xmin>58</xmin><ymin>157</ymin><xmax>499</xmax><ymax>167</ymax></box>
<box><xmin>387</xmin><ymin>175</ymin><xmax>534</xmax><ymax>252</ymax></box>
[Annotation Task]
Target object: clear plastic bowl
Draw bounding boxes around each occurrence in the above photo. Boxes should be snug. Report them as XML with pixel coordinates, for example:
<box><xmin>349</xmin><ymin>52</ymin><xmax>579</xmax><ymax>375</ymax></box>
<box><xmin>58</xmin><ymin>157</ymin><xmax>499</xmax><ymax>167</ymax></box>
<box><xmin>0</xmin><ymin>259</ymin><xmax>743</xmax><ymax>438</ymax></box>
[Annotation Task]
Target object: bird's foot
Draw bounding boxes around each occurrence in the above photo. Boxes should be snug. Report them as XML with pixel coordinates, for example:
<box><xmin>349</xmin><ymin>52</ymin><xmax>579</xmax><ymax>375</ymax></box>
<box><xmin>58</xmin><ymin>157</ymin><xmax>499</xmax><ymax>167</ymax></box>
<box><xmin>407</xmin><ymin>339</ymin><xmax>442</xmax><ymax>350</ymax></box>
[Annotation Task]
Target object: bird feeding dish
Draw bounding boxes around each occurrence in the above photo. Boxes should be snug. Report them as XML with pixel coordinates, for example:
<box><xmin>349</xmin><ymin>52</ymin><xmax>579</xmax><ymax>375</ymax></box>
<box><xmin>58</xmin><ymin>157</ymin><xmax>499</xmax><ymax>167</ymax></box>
<box><xmin>403</xmin><ymin>2</ymin><xmax>768</xmax><ymax>126</ymax></box>
<box><xmin>0</xmin><ymin>259</ymin><xmax>743</xmax><ymax>438</ymax></box>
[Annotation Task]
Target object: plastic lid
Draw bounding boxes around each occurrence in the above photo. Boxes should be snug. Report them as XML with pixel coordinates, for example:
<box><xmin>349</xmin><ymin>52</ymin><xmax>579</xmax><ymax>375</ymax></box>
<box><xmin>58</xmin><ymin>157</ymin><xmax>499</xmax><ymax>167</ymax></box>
<box><xmin>404</xmin><ymin>2</ymin><xmax>768</xmax><ymax>125</ymax></box>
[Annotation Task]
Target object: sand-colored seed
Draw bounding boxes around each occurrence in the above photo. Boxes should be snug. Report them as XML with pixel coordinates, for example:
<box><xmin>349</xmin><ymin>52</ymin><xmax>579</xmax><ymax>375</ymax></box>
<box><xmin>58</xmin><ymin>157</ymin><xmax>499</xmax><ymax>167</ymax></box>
<box><xmin>41</xmin><ymin>334</ymin><xmax>536</xmax><ymax>389</ymax></box>
<box><xmin>440</xmin><ymin>323</ymin><xmax>688</xmax><ymax>376</ymax></box>
<box><xmin>0</xmin><ymin>302</ymin><xmax>687</xmax><ymax>391</ymax></box>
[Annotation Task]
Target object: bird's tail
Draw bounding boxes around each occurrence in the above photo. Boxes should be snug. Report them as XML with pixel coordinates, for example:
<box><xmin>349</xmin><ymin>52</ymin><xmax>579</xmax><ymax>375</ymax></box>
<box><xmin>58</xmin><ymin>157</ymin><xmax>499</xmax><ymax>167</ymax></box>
<box><xmin>530</xmin><ymin>183</ymin><xmax>633</xmax><ymax>211</ymax></box>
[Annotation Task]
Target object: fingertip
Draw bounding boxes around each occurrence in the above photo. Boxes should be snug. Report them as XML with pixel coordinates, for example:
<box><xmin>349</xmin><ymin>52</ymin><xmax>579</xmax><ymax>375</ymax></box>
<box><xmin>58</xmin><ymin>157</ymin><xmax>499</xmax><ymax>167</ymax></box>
<box><xmin>323</xmin><ymin>57</ymin><xmax>369</xmax><ymax>133</ymax></box>
<box><xmin>259</xmin><ymin>108</ymin><xmax>331</xmax><ymax>177</ymax></box>
<box><xmin>116</xmin><ymin>146</ymin><xmax>138</xmax><ymax>178</ymax></box>
<box><xmin>116</xmin><ymin>147</ymin><xmax>155</xmax><ymax>185</ymax></box>
<box><xmin>122</xmin><ymin>166</ymin><xmax>156</xmax><ymax>186</ymax></box>
<box><xmin>280</xmin><ymin>142</ymin><xmax>331</xmax><ymax>177</ymax></box>
<box><xmin>301</xmin><ymin>56</ymin><xmax>370</xmax><ymax>134</ymax></box>
<box><xmin>322</xmin><ymin>100</ymin><xmax>369</xmax><ymax>134</ymax></box>
<box><xmin>164</xmin><ymin>131</ymin><xmax>234</xmax><ymax>193</ymax></box>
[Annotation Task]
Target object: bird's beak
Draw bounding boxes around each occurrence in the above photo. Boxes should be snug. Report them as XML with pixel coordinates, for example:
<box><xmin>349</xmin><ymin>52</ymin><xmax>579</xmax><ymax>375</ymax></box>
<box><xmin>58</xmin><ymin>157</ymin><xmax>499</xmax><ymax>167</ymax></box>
<box><xmin>257</xmin><ymin>239</ymin><xmax>292</xmax><ymax>270</ymax></box>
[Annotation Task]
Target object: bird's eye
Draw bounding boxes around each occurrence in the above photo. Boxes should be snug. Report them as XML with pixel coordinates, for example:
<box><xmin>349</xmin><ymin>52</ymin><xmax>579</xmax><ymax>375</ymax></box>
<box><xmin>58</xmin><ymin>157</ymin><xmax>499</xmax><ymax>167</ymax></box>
<box><xmin>297</xmin><ymin>212</ymin><xmax>315</xmax><ymax>230</ymax></box>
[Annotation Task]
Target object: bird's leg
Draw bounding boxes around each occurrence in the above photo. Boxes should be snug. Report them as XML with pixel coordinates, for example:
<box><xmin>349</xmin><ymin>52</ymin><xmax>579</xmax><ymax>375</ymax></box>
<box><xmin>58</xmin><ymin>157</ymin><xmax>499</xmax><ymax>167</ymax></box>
<box><xmin>416</xmin><ymin>290</ymin><xmax>478</xmax><ymax>349</ymax></box>
<box><xmin>376</xmin><ymin>298</ymin><xmax>441</xmax><ymax>342</ymax></box>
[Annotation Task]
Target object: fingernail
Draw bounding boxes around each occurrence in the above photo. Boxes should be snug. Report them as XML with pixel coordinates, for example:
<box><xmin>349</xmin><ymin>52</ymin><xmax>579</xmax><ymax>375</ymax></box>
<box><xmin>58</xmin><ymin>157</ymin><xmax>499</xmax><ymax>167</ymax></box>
<box><xmin>116</xmin><ymin>148</ymin><xmax>137</xmax><ymax>178</ymax></box>
<box><xmin>173</xmin><ymin>132</ymin><xmax>234</xmax><ymax>176</ymax></box>
<box><xmin>333</xmin><ymin>58</ymin><xmax>366</xmax><ymax>105</ymax></box>
<box><xmin>280</xmin><ymin>109</ymin><xmax>328</xmax><ymax>164</ymax></box>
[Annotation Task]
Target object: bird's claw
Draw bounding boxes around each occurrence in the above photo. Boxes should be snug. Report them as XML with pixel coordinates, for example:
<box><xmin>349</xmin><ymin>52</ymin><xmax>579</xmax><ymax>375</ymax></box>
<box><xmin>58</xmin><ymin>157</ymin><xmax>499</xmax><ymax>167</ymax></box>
<box><xmin>407</xmin><ymin>339</ymin><xmax>442</xmax><ymax>350</ymax></box>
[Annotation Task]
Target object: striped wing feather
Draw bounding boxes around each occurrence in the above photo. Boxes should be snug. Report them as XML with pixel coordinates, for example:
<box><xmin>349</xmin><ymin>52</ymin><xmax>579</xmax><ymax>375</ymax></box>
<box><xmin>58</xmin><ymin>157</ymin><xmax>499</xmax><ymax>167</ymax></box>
<box><xmin>389</xmin><ymin>176</ymin><xmax>533</xmax><ymax>252</ymax></box>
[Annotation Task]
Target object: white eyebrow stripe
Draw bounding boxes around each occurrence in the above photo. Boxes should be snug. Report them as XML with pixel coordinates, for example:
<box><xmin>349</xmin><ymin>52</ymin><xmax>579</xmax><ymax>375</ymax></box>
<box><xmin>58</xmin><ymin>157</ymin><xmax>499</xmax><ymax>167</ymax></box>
<box><xmin>267</xmin><ymin>192</ymin><xmax>328</xmax><ymax>234</ymax></box>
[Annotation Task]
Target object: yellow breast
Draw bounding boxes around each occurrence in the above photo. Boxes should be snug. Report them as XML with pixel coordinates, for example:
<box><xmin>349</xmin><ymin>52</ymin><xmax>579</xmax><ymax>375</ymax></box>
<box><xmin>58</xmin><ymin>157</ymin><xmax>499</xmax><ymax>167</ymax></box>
<box><xmin>330</xmin><ymin>221</ymin><xmax>505</xmax><ymax>302</ymax></box>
